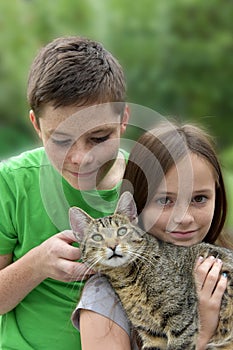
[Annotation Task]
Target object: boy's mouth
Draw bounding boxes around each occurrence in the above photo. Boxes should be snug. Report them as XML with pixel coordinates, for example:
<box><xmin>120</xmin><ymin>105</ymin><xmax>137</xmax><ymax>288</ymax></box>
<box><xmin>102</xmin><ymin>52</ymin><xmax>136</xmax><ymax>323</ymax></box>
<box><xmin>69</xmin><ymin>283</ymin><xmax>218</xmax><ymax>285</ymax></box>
<box><xmin>68</xmin><ymin>169</ymin><xmax>98</xmax><ymax>178</ymax></box>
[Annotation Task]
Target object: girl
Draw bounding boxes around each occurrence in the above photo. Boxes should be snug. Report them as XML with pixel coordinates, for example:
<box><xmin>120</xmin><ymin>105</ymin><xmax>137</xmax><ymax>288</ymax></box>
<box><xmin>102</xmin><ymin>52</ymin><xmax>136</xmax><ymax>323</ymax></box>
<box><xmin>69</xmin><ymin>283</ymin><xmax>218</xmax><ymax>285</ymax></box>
<box><xmin>72</xmin><ymin>121</ymin><xmax>230</xmax><ymax>350</ymax></box>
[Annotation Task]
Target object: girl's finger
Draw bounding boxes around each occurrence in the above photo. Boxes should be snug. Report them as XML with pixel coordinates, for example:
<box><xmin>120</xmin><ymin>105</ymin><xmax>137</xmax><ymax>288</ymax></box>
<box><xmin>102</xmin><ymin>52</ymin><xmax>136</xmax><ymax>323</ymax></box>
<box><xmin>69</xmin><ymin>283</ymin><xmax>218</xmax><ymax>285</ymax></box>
<box><xmin>194</xmin><ymin>256</ymin><xmax>216</xmax><ymax>290</ymax></box>
<box><xmin>201</xmin><ymin>259</ymin><xmax>223</xmax><ymax>297</ymax></box>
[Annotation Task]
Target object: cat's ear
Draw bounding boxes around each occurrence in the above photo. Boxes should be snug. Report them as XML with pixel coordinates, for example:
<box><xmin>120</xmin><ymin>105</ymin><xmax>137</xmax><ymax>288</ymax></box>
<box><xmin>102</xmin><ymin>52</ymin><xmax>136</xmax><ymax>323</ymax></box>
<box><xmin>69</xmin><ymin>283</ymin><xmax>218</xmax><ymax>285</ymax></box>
<box><xmin>115</xmin><ymin>191</ymin><xmax>138</xmax><ymax>223</ymax></box>
<box><xmin>69</xmin><ymin>207</ymin><xmax>93</xmax><ymax>242</ymax></box>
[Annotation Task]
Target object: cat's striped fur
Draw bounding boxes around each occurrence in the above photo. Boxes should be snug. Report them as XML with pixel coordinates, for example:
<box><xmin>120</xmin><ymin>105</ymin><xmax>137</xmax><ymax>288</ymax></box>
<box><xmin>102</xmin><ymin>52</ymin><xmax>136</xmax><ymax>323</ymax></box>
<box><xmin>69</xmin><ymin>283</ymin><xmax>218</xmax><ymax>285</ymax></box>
<box><xmin>70</xmin><ymin>191</ymin><xmax>233</xmax><ymax>350</ymax></box>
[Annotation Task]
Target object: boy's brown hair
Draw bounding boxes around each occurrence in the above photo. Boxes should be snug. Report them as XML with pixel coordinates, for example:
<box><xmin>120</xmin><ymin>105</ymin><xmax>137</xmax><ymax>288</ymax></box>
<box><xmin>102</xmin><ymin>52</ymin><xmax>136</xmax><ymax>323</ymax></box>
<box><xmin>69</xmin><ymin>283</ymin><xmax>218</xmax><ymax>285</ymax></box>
<box><xmin>27</xmin><ymin>36</ymin><xmax>126</xmax><ymax>119</ymax></box>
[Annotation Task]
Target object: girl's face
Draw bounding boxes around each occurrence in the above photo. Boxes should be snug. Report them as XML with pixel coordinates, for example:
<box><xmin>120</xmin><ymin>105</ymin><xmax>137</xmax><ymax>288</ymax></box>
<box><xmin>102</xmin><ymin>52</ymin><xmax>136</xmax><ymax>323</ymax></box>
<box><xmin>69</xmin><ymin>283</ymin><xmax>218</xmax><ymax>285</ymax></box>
<box><xmin>141</xmin><ymin>153</ymin><xmax>216</xmax><ymax>246</ymax></box>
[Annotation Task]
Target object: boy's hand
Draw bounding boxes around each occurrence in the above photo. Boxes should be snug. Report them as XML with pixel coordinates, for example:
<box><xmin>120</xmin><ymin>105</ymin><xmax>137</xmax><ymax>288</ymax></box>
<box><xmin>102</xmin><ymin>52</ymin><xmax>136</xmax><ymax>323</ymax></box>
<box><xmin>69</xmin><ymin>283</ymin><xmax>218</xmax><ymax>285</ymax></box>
<box><xmin>0</xmin><ymin>230</ymin><xmax>94</xmax><ymax>314</ymax></box>
<box><xmin>36</xmin><ymin>230</ymin><xmax>95</xmax><ymax>282</ymax></box>
<box><xmin>194</xmin><ymin>256</ymin><xmax>227</xmax><ymax>349</ymax></box>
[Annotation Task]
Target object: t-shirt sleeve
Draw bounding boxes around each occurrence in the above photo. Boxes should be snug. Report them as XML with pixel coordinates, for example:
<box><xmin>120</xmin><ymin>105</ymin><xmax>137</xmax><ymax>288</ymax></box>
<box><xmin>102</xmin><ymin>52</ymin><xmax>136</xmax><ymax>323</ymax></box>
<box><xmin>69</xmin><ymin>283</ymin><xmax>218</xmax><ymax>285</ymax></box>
<box><xmin>72</xmin><ymin>274</ymin><xmax>131</xmax><ymax>336</ymax></box>
<box><xmin>0</xmin><ymin>167</ymin><xmax>17</xmax><ymax>254</ymax></box>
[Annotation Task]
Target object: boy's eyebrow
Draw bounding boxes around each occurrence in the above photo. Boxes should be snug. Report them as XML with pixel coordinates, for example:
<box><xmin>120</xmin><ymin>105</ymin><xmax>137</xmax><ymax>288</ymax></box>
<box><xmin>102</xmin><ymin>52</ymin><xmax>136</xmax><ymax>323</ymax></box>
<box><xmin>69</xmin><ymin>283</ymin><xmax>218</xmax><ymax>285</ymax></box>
<box><xmin>48</xmin><ymin>125</ymin><xmax>115</xmax><ymax>137</ymax></box>
<box><xmin>49</xmin><ymin>130</ymin><xmax>71</xmax><ymax>137</ymax></box>
<box><xmin>86</xmin><ymin>125</ymin><xmax>115</xmax><ymax>134</ymax></box>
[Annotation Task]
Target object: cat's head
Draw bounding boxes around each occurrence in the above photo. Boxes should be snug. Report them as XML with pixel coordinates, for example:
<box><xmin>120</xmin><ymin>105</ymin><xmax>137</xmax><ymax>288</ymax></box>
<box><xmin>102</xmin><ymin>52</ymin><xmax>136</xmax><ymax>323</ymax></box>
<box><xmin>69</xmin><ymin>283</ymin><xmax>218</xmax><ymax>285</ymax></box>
<box><xmin>69</xmin><ymin>191</ymin><xmax>146</xmax><ymax>271</ymax></box>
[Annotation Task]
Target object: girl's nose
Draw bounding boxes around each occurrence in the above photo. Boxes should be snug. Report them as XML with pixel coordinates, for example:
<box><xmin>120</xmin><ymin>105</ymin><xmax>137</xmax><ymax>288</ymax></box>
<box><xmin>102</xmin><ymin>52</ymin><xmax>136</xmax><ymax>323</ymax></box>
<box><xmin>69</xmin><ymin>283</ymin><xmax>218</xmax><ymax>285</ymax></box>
<box><xmin>172</xmin><ymin>207</ymin><xmax>194</xmax><ymax>225</ymax></box>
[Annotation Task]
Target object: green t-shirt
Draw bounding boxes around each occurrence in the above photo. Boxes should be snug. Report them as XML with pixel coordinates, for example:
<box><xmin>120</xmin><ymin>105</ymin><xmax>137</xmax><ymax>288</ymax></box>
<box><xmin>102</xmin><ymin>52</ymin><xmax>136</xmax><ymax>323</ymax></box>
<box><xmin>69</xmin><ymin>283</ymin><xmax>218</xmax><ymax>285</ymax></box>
<box><xmin>0</xmin><ymin>147</ymin><xmax>128</xmax><ymax>350</ymax></box>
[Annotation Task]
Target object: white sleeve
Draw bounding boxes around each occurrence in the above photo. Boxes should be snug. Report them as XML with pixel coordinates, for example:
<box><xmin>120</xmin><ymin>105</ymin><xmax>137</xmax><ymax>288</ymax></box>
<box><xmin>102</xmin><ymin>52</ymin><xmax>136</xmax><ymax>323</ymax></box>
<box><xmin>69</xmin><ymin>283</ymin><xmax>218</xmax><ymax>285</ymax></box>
<box><xmin>71</xmin><ymin>274</ymin><xmax>131</xmax><ymax>336</ymax></box>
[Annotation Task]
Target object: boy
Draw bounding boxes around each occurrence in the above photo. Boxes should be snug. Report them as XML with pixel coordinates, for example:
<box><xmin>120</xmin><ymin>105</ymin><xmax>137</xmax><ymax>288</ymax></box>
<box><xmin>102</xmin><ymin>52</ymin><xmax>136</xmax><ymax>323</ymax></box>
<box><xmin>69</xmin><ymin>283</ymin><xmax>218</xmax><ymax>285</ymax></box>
<box><xmin>0</xmin><ymin>36</ymin><xmax>129</xmax><ymax>350</ymax></box>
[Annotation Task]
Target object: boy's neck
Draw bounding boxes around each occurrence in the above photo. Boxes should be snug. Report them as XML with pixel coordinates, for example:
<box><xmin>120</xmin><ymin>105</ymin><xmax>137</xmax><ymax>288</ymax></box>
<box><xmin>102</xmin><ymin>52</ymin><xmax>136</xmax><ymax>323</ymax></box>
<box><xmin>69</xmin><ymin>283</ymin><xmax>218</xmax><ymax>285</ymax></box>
<box><xmin>96</xmin><ymin>150</ymin><xmax>126</xmax><ymax>190</ymax></box>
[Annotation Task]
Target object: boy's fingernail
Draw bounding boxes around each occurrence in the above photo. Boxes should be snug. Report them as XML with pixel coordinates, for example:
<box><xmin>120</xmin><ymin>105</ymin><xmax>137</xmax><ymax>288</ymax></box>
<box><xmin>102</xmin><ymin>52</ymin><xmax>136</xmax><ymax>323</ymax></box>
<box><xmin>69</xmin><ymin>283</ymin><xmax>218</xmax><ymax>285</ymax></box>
<box><xmin>217</xmin><ymin>258</ymin><xmax>222</xmax><ymax>264</ymax></box>
<box><xmin>198</xmin><ymin>256</ymin><xmax>204</xmax><ymax>261</ymax></box>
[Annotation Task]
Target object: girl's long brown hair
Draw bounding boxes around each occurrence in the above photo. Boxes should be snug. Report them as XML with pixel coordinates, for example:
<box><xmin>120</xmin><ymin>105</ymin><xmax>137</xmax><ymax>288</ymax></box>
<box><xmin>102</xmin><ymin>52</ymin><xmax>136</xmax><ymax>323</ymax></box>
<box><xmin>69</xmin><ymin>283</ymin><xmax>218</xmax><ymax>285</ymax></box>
<box><xmin>121</xmin><ymin>121</ymin><xmax>227</xmax><ymax>244</ymax></box>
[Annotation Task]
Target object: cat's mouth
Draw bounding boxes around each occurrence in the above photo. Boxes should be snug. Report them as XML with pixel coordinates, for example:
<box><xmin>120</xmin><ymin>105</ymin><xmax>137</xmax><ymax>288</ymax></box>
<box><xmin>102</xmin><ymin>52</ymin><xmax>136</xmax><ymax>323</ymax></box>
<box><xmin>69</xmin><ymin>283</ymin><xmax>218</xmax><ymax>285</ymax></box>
<box><xmin>109</xmin><ymin>253</ymin><xmax>123</xmax><ymax>260</ymax></box>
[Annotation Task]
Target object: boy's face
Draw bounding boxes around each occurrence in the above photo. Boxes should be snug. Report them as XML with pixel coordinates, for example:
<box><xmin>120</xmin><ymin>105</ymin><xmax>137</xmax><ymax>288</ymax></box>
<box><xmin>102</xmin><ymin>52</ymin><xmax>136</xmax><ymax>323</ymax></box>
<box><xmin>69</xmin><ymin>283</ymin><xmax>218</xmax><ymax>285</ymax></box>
<box><xmin>30</xmin><ymin>103</ymin><xmax>129</xmax><ymax>190</ymax></box>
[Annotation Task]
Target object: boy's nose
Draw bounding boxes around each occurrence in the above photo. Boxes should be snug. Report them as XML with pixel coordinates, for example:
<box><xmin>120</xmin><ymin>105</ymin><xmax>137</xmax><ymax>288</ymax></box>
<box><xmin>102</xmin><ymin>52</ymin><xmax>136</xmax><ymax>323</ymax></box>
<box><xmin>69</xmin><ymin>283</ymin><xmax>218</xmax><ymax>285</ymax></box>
<box><xmin>69</xmin><ymin>142</ymin><xmax>94</xmax><ymax>165</ymax></box>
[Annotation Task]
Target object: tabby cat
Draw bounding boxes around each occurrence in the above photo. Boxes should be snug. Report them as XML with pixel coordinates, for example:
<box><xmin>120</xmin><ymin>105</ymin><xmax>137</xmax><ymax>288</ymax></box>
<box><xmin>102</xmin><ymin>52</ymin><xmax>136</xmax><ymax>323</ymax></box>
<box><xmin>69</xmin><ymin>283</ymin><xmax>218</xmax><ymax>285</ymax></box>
<box><xmin>69</xmin><ymin>191</ymin><xmax>233</xmax><ymax>350</ymax></box>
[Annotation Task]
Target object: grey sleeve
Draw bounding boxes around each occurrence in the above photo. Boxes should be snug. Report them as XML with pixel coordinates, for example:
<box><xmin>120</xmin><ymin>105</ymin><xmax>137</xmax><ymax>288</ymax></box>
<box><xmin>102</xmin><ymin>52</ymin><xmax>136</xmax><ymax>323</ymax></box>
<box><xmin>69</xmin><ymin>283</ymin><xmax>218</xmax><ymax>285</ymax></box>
<box><xmin>72</xmin><ymin>274</ymin><xmax>131</xmax><ymax>335</ymax></box>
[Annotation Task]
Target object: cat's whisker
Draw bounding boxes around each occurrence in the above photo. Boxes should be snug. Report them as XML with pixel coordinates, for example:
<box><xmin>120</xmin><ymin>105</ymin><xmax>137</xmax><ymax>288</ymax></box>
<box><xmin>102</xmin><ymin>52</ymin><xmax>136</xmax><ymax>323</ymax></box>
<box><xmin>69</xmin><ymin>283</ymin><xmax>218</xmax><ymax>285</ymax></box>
<box><xmin>129</xmin><ymin>250</ymin><xmax>156</xmax><ymax>268</ymax></box>
<box><xmin>70</xmin><ymin>191</ymin><xmax>233</xmax><ymax>349</ymax></box>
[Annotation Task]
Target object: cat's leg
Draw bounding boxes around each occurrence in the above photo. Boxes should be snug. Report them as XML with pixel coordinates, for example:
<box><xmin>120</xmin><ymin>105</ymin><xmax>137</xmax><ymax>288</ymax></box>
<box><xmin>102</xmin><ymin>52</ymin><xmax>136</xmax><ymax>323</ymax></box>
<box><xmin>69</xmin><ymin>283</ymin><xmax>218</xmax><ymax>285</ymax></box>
<box><xmin>166</xmin><ymin>337</ymin><xmax>196</xmax><ymax>350</ymax></box>
<box><xmin>166</xmin><ymin>330</ymin><xmax>196</xmax><ymax>350</ymax></box>
<box><xmin>136</xmin><ymin>329</ymin><xmax>167</xmax><ymax>350</ymax></box>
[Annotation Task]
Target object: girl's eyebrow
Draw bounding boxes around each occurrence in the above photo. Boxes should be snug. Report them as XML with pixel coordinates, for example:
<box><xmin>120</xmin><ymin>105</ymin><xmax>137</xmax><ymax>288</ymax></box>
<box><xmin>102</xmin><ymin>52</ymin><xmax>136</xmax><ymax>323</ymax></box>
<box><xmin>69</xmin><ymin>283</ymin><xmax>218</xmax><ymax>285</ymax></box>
<box><xmin>155</xmin><ymin>191</ymin><xmax>174</xmax><ymax>196</ymax></box>
<box><xmin>193</xmin><ymin>189</ymin><xmax>214</xmax><ymax>194</ymax></box>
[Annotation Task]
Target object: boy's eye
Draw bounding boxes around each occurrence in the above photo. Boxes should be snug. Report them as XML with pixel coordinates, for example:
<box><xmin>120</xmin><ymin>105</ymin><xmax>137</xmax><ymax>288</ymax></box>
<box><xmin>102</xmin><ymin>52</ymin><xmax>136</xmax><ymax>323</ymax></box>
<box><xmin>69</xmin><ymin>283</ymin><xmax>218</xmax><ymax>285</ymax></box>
<box><xmin>91</xmin><ymin>135</ymin><xmax>110</xmax><ymax>144</ymax></box>
<box><xmin>51</xmin><ymin>139</ymin><xmax>73</xmax><ymax>147</ymax></box>
<box><xmin>192</xmin><ymin>195</ymin><xmax>207</xmax><ymax>204</ymax></box>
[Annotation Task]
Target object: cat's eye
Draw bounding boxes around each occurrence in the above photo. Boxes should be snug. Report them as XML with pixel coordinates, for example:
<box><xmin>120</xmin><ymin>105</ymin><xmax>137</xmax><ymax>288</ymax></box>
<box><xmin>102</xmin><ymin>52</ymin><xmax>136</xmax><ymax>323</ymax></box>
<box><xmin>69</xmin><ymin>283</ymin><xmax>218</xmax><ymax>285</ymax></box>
<box><xmin>117</xmin><ymin>227</ymin><xmax>127</xmax><ymax>236</ymax></box>
<box><xmin>92</xmin><ymin>234</ymin><xmax>103</xmax><ymax>242</ymax></box>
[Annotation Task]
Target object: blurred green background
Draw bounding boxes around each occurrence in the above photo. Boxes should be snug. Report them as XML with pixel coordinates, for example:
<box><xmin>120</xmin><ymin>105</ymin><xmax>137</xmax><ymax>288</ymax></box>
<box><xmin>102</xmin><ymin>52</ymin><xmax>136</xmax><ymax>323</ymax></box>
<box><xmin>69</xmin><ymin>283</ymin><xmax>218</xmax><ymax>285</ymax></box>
<box><xmin>0</xmin><ymin>0</ymin><xmax>232</xmax><ymax>229</ymax></box>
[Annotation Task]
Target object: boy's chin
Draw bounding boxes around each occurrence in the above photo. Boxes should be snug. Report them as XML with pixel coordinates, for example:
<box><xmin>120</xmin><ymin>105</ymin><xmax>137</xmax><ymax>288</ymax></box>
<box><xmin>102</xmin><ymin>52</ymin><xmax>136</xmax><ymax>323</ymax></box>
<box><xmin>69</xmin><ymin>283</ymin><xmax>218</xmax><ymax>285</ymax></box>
<box><xmin>63</xmin><ymin>173</ymin><xmax>97</xmax><ymax>191</ymax></box>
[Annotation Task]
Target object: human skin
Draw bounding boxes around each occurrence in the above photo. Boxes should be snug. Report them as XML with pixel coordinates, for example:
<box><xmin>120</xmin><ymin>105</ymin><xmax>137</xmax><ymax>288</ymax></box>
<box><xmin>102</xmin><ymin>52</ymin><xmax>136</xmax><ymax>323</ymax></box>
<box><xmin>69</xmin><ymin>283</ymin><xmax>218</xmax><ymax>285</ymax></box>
<box><xmin>0</xmin><ymin>103</ymin><xmax>129</xmax><ymax>314</ymax></box>
<box><xmin>79</xmin><ymin>152</ymin><xmax>227</xmax><ymax>350</ymax></box>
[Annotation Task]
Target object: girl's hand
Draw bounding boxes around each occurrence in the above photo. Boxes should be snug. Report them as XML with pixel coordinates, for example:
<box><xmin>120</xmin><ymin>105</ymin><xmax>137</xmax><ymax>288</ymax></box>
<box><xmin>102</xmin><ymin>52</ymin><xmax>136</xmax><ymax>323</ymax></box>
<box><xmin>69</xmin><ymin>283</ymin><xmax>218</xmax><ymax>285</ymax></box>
<box><xmin>194</xmin><ymin>256</ymin><xmax>227</xmax><ymax>350</ymax></box>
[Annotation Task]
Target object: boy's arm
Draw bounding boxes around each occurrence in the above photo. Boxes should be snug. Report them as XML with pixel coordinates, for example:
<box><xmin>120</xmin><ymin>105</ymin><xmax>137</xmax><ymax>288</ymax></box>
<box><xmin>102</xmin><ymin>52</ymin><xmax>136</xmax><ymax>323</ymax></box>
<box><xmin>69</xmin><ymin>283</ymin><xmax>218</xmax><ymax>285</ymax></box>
<box><xmin>0</xmin><ymin>230</ymin><xmax>91</xmax><ymax>315</ymax></box>
<box><xmin>80</xmin><ymin>309</ymin><xmax>131</xmax><ymax>350</ymax></box>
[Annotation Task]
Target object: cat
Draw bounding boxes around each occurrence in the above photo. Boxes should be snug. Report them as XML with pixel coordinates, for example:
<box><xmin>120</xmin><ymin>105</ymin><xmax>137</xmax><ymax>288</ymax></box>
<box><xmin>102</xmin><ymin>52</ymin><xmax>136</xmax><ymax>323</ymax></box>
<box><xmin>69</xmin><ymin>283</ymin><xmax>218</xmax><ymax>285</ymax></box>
<box><xmin>69</xmin><ymin>191</ymin><xmax>233</xmax><ymax>350</ymax></box>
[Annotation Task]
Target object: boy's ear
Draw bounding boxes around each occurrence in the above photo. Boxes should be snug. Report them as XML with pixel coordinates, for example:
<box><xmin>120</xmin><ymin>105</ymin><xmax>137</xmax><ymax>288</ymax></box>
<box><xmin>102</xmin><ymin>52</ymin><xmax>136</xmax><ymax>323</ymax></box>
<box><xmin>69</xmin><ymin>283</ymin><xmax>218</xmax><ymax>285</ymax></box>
<box><xmin>115</xmin><ymin>191</ymin><xmax>138</xmax><ymax>223</ymax></box>
<box><xmin>69</xmin><ymin>207</ymin><xmax>93</xmax><ymax>242</ymax></box>
<box><xmin>120</xmin><ymin>104</ymin><xmax>130</xmax><ymax>134</ymax></box>
<box><xmin>29</xmin><ymin>110</ymin><xmax>42</xmax><ymax>138</ymax></box>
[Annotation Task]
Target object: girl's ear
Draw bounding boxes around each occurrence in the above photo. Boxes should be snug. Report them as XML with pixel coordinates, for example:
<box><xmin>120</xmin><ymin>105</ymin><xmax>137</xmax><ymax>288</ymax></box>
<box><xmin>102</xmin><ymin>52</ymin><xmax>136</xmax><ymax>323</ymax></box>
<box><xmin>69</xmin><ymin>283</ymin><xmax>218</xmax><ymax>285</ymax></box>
<box><xmin>69</xmin><ymin>207</ymin><xmax>93</xmax><ymax>242</ymax></box>
<box><xmin>115</xmin><ymin>191</ymin><xmax>138</xmax><ymax>223</ymax></box>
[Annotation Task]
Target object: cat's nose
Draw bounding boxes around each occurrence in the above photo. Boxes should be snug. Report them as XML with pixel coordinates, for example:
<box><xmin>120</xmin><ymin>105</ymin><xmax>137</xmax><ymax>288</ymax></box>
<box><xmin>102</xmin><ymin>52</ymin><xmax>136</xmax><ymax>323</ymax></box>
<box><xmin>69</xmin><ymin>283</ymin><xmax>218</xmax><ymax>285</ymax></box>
<box><xmin>109</xmin><ymin>245</ymin><xmax>117</xmax><ymax>252</ymax></box>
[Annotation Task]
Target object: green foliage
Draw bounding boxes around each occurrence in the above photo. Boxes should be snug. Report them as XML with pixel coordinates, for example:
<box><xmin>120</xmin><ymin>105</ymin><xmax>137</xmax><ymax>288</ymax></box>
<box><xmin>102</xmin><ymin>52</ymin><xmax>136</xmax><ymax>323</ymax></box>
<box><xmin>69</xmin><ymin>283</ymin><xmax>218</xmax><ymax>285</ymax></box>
<box><xmin>0</xmin><ymin>0</ymin><xmax>232</xmax><ymax>158</ymax></box>
<box><xmin>223</xmin><ymin>170</ymin><xmax>233</xmax><ymax>230</ymax></box>
<box><xmin>0</xmin><ymin>0</ymin><xmax>232</xmax><ymax>254</ymax></box>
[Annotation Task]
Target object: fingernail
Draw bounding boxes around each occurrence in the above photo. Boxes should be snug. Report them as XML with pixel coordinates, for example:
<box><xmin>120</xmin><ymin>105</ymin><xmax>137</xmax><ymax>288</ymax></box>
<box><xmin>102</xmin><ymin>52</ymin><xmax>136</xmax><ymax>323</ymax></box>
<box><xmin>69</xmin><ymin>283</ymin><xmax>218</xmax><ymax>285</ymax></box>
<box><xmin>217</xmin><ymin>258</ymin><xmax>222</xmax><ymax>264</ymax></box>
<box><xmin>209</xmin><ymin>255</ymin><xmax>216</xmax><ymax>260</ymax></box>
<box><xmin>198</xmin><ymin>256</ymin><xmax>204</xmax><ymax>261</ymax></box>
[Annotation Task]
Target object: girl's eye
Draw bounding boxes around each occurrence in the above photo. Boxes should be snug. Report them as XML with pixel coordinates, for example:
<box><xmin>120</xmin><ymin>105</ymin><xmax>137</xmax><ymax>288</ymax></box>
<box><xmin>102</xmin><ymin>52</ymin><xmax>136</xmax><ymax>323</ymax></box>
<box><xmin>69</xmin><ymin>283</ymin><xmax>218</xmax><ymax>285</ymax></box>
<box><xmin>91</xmin><ymin>135</ymin><xmax>110</xmax><ymax>144</ymax></box>
<box><xmin>156</xmin><ymin>197</ymin><xmax>172</xmax><ymax>206</ymax></box>
<box><xmin>92</xmin><ymin>234</ymin><xmax>103</xmax><ymax>242</ymax></box>
<box><xmin>117</xmin><ymin>227</ymin><xmax>127</xmax><ymax>236</ymax></box>
<box><xmin>192</xmin><ymin>195</ymin><xmax>208</xmax><ymax>204</ymax></box>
